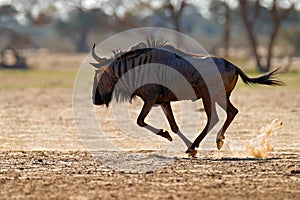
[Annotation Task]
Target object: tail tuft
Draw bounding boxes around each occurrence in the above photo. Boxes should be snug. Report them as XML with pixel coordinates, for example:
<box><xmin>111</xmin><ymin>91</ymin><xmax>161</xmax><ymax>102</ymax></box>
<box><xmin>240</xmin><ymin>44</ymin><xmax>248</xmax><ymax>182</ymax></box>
<box><xmin>236</xmin><ymin>67</ymin><xmax>284</xmax><ymax>86</ymax></box>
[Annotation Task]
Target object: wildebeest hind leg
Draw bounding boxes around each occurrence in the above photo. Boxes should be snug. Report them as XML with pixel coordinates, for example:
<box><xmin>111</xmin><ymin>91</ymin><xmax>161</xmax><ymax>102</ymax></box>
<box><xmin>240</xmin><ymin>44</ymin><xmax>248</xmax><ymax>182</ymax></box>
<box><xmin>137</xmin><ymin>99</ymin><xmax>172</xmax><ymax>141</ymax></box>
<box><xmin>216</xmin><ymin>98</ymin><xmax>238</xmax><ymax>149</ymax></box>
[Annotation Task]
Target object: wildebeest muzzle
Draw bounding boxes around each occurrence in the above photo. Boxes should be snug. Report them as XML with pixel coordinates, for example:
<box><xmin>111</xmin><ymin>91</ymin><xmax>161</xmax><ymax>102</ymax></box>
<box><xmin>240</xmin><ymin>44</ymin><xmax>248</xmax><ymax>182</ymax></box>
<box><xmin>92</xmin><ymin>86</ymin><xmax>102</xmax><ymax>105</ymax></box>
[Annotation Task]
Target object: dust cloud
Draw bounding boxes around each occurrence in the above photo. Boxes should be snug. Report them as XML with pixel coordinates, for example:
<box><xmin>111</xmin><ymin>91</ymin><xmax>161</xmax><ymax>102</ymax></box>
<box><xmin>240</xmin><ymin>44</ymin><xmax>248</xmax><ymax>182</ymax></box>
<box><xmin>222</xmin><ymin>118</ymin><xmax>283</xmax><ymax>158</ymax></box>
<box><xmin>246</xmin><ymin>118</ymin><xmax>283</xmax><ymax>158</ymax></box>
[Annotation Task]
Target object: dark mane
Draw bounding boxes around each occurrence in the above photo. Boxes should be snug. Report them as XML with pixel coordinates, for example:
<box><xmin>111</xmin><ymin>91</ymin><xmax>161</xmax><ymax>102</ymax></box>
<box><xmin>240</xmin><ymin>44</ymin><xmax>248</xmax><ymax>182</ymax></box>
<box><xmin>108</xmin><ymin>37</ymin><xmax>192</xmax><ymax>62</ymax></box>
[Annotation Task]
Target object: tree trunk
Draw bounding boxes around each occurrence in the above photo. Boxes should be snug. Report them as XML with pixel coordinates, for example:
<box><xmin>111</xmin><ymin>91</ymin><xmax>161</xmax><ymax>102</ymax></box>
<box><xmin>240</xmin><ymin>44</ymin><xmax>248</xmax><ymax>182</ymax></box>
<box><xmin>266</xmin><ymin>21</ymin><xmax>280</xmax><ymax>72</ymax></box>
<box><xmin>239</xmin><ymin>0</ymin><xmax>264</xmax><ymax>72</ymax></box>
<box><xmin>76</xmin><ymin>30</ymin><xmax>88</xmax><ymax>53</ymax></box>
<box><xmin>224</xmin><ymin>3</ymin><xmax>230</xmax><ymax>58</ymax></box>
<box><xmin>173</xmin><ymin>14</ymin><xmax>181</xmax><ymax>32</ymax></box>
<box><xmin>167</xmin><ymin>0</ymin><xmax>186</xmax><ymax>47</ymax></box>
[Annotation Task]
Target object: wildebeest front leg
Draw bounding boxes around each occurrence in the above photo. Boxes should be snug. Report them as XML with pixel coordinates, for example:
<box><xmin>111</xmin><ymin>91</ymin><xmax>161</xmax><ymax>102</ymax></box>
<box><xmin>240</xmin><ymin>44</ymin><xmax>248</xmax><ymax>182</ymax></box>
<box><xmin>161</xmin><ymin>103</ymin><xmax>192</xmax><ymax>147</ymax></box>
<box><xmin>137</xmin><ymin>99</ymin><xmax>172</xmax><ymax>141</ymax></box>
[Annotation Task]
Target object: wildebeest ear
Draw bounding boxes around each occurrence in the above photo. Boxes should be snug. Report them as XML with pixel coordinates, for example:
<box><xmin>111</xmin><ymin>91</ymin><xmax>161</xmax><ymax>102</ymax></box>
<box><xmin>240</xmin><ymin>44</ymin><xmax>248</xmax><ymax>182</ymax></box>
<box><xmin>90</xmin><ymin>43</ymin><xmax>110</xmax><ymax>69</ymax></box>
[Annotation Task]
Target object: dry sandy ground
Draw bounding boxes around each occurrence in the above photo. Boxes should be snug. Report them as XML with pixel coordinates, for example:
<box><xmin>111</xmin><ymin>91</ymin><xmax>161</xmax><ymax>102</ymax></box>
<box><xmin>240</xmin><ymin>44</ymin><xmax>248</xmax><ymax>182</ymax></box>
<box><xmin>0</xmin><ymin>86</ymin><xmax>300</xmax><ymax>199</ymax></box>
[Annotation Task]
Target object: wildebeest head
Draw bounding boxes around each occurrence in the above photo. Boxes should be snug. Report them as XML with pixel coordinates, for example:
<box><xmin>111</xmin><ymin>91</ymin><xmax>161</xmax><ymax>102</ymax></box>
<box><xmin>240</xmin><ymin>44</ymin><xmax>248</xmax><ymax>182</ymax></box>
<box><xmin>90</xmin><ymin>44</ymin><xmax>116</xmax><ymax>107</ymax></box>
<box><xmin>92</xmin><ymin>68</ymin><xmax>115</xmax><ymax>107</ymax></box>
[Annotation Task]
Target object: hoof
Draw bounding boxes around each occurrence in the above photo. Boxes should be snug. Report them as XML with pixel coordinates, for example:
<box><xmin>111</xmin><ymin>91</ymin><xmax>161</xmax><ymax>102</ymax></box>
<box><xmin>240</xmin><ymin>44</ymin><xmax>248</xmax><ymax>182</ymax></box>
<box><xmin>217</xmin><ymin>140</ymin><xmax>224</xmax><ymax>150</ymax></box>
<box><xmin>216</xmin><ymin>135</ymin><xmax>225</xmax><ymax>150</ymax></box>
<box><xmin>157</xmin><ymin>130</ymin><xmax>172</xmax><ymax>141</ymax></box>
<box><xmin>186</xmin><ymin>148</ymin><xmax>198</xmax><ymax>158</ymax></box>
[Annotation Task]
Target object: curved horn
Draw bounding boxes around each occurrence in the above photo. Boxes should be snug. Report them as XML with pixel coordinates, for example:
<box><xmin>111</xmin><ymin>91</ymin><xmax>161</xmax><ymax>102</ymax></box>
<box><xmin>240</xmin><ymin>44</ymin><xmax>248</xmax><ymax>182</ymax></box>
<box><xmin>91</xmin><ymin>43</ymin><xmax>106</xmax><ymax>63</ymax></box>
<box><xmin>91</xmin><ymin>43</ymin><xmax>111</xmax><ymax>68</ymax></box>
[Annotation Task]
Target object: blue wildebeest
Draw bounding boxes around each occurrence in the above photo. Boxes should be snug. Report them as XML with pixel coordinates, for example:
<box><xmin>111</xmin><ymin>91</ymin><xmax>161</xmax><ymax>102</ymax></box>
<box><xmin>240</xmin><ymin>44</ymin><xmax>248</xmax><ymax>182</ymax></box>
<box><xmin>91</xmin><ymin>39</ymin><xmax>283</xmax><ymax>156</ymax></box>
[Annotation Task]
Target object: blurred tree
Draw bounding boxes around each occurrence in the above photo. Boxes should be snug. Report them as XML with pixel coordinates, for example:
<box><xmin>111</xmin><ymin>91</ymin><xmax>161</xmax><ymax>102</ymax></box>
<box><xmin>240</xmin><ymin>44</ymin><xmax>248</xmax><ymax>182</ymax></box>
<box><xmin>55</xmin><ymin>0</ymin><xmax>141</xmax><ymax>52</ymax></box>
<box><xmin>0</xmin><ymin>0</ymin><xmax>59</xmax><ymax>49</ymax></box>
<box><xmin>0</xmin><ymin>4</ymin><xmax>32</xmax><ymax>48</ymax></box>
<box><xmin>0</xmin><ymin>4</ymin><xmax>17</xmax><ymax>18</ymax></box>
<box><xmin>284</xmin><ymin>25</ymin><xmax>300</xmax><ymax>55</ymax></box>
<box><xmin>55</xmin><ymin>6</ymin><xmax>109</xmax><ymax>52</ymax></box>
<box><xmin>140</xmin><ymin>0</ymin><xmax>188</xmax><ymax>47</ymax></box>
<box><xmin>239</xmin><ymin>0</ymin><xmax>262</xmax><ymax>71</ymax></box>
<box><xmin>5</xmin><ymin>0</ymin><xmax>57</xmax><ymax>26</ymax></box>
<box><xmin>239</xmin><ymin>0</ymin><xmax>295</xmax><ymax>72</ymax></box>
<box><xmin>165</xmin><ymin>0</ymin><xmax>187</xmax><ymax>32</ymax></box>
<box><xmin>210</xmin><ymin>0</ymin><xmax>232</xmax><ymax>57</ymax></box>
<box><xmin>266</xmin><ymin>0</ymin><xmax>294</xmax><ymax>71</ymax></box>
<box><xmin>141</xmin><ymin>0</ymin><xmax>187</xmax><ymax>32</ymax></box>
<box><xmin>165</xmin><ymin>0</ymin><xmax>187</xmax><ymax>46</ymax></box>
<box><xmin>101</xmin><ymin>0</ymin><xmax>139</xmax><ymax>30</ymax></box>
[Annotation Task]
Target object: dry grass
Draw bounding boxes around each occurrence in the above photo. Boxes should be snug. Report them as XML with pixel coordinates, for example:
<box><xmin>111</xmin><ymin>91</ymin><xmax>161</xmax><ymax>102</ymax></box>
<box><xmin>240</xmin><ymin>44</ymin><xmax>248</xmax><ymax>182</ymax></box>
<box><xmin>24</xmin><ymin>50</ymin><xmax>87</xmax><ymax>70</ymax></box>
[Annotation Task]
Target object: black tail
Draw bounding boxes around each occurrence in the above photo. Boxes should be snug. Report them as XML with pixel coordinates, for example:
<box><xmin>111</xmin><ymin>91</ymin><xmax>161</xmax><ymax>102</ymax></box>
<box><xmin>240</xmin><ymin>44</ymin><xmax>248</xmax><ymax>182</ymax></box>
<box><xmin>235</xmin><ymin>67</ymin><xmax>284</xmax><ymax>86</ymax></box>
